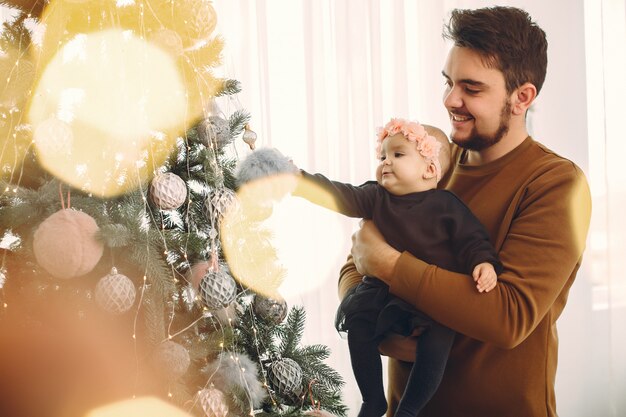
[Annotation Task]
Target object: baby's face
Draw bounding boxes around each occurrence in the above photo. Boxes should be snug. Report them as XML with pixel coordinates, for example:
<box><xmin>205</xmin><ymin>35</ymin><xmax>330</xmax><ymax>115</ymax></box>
<box><xmin>376</xmin><ymin>134</ymin><xmax>431</xmax><ymax>195</ymax></box>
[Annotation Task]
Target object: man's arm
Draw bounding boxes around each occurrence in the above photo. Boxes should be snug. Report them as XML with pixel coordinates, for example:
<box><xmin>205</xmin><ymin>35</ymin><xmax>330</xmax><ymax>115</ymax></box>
<box><xmin>351</xmin><ymin>166</ymin><xmax>592</xmax><ymax>349</ymax></box>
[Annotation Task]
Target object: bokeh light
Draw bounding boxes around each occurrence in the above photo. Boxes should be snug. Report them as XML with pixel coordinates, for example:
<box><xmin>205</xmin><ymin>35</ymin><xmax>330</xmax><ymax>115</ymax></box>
<box><xmin>28</xmin><ymin>28</ymin><xmax>187</xmax><ymax>197</ymax></box>
<box><xmin>85</xmin><ymin>396</ymin><xmax>192</xmax><ymax>417</ymax></box>
<box><xmin>221</xmin><ymin>174</ymin><xmax>350</xmax><ymax>299</ymax></box>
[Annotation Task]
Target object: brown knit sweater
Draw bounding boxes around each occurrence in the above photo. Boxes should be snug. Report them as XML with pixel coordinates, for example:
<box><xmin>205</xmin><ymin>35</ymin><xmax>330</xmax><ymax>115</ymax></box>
<box><xmin>338</xmin><ymin>137</ymin><xmax>592</xmax><ymax>417</ymax></box>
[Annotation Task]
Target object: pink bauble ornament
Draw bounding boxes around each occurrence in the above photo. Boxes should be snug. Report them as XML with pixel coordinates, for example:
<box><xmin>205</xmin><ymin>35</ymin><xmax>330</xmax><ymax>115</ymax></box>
<box><xmin>32</xmin><ymin>209</ymin><xmax>104</xmax><ymax>279</ymax></box>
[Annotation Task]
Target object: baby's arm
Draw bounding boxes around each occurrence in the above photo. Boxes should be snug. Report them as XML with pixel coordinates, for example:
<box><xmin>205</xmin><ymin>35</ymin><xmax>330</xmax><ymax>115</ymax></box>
<box><xmin>472</xmin><ymin>262</ymin><xmax>497</xmax><ymax>293</ymax></box>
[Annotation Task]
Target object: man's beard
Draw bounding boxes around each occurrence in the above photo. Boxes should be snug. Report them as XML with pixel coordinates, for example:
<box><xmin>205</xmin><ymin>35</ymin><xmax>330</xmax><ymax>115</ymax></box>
<box><xmin>452</xmin><ymin>99</ymin><xmax>512</xmax><ymax>151</ymax></box>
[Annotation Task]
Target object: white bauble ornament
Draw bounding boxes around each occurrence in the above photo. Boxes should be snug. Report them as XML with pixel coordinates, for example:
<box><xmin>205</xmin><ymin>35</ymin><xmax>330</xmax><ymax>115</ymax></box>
<box><xmin>198</xmin><ymin>268</ymin><xmax>237</xmax><ymax>310</ymax></box>
<box><xmin>95</xmin><ymin>267</ymin><xmax>136</xmax><ymax>314</ymax></box>
<box><xmin>268</xmin><ymin>358</ymin><xmax>302</xmax><ymax>396</ymax></box>
<box><xmin>197</xmin><ymin>385</ymin><xmax>228</xmax><ymax>417</ymax></box>
<box><xmin>151</xmin><ymin>340</ymin><xmax>191</xmax><ymax>380</ymax></box>
<box><xmin>33</xmin><ymin>209</ymin><xmax>104</xmax><ymax>279</ymax></box>
<box><xmin>150</xmin><ymin>172</ymin><xmax>187</xmax><ymax>210</ymax></box>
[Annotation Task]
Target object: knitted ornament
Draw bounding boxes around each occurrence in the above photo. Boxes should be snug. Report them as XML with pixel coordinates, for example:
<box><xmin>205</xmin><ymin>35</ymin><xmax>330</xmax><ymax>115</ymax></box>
<box><xmin>268</xmin><ymin>358</ymin><xmax>302</xmax><ymax>396</ymax></box>
<box><xmin>253</xmin><ymin>293</ymin><xmax>288</xmax><ymax>324</ymax></box>
<box><xmin>197</xmin><ymin>116</ymin><xmax>231</xmax><ymax>149</ymax></box>
<box><xmin>151</xmin><ymin>340</ymin><xmax>191</xmax><ymax>380</ymax></box>
<box><xmin>197</xmin><ymin>385</ymin><xmax>229</xmax><ymax>417</ymax></box>
<box><xmin>95</xmin><ymin>267</ymin><xmax>136</xmax><ymax>314</ymax></box>
<box><xmin>199</xmin><ymin>268</ymin><xmax>237</xmax><ymax>310</ymax></box>
<box><xmin>32</xmin><ymin>209</ymin><xmax>104</xmax><ymax>279</ymax></box>
<box><xmin>204</xmin><ymin>187</ymin><xmax>238</xmax><ymax>227</ymax></box>
<box><xmin>150</xmin><ymin>172</ymin><xmax>188</xmax><ymax>210</ymax></box>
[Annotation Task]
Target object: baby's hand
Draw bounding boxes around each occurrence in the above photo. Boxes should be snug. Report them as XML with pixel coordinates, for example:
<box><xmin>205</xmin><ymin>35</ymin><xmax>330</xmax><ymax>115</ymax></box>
<box><xmin>473</xmin><ymin>262</ymin><xmax>497</xmax><ymax>293</ymax></box>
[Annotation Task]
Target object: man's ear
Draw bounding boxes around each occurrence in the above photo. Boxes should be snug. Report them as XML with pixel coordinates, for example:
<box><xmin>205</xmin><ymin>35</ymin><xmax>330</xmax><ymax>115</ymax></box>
<box><xmin>423</xmin><ymin>162</ymin><xmax>438</xmax><ymax>179</ymax></box>
<box><xmin>512</xmin><ymin>82</ymin><xmax>537</xmax><ymax>116</ymax></box>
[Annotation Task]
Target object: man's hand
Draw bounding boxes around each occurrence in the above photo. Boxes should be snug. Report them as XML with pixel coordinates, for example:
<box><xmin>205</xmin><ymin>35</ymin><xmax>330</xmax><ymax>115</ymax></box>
<box><xmin>350</xmin><ymin>220</ymin><xmax>401</xmax><ymax>282</ymax></box>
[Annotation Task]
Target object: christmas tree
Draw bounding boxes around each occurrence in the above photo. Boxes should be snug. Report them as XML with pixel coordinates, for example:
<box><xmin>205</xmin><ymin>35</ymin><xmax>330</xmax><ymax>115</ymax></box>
<box><xmin>0</xmin><ymin>1</ymin><xmax>346</xmax><ymax>416</ymax></box>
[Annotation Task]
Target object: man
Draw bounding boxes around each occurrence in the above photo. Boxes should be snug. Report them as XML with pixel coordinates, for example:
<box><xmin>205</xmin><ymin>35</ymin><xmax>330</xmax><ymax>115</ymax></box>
<box><xmin>340</xmin><ymin>6</ymin><xmax>592</xmax><ymax>417</ymax></box>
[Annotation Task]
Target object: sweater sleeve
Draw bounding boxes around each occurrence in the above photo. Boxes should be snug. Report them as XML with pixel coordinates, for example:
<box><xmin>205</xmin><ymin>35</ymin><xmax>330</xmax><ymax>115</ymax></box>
<box><xmin>387</xmin><ymin>164</ymin><xmax>591</xmax><ymax>348</ymax></box>
<box><xmin>293</xmin><ymin>170</ymin><xmax>378</xmax><ymax>218</ymax></box>
<box><xmin>443</xmin><ymin>191</ymin><xmax>503</xmax><ymax>275</ymax></box>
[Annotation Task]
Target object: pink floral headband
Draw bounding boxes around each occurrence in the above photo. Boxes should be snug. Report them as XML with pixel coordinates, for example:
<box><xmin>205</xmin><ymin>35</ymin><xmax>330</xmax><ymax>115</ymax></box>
<box><xmin>376</xmin><ymin>118</ymin><xmax>443</xmax><ymax>181</ymax></box>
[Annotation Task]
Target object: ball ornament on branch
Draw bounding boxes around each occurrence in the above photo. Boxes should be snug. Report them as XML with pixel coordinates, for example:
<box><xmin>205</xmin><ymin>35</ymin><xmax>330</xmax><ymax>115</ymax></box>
<box><xmin>149</xmin><ymin>28</ymin><xmax>184</xmax><ymax>57</ymax></box>
<box><xmin>197</xmin><ymin>116</ymin><xmax>232</xmax><ymax>149</ymax></box>
<box><xmin>95</xmin><ymin>267</ymin><xmax>136</xmax><ymax>314</ymax></box>
<box><xmin>242</xmin><ymin>124</ymin><xmax>257</xmax><ymax>150</ymax></box>
<box><xmin>197</xmin><ymin>385</ymin><xmax>229</xmax><ymax>417</ymax></box>
<box><xmin>268</xmin><ymin>357</ymin><xmax>303</xmax><ymax>397</ymax></box>
<box><xmin>32</xmin><ymin>209</ymin><xmax>104</xmax><ymax>279</ymax></box>
<box><xmin>253</xmin><ymin>293</ymin><xmax>288</xmax><ymax>324</ymax></box>
<box><xmin>151</xmin><ymin>340</ymin><xmax>191</xmax><ymax>381</ymax></box>
<box><xmin>204</xmin><ymin>187</ymin><xmax>238</xmax><ymax>227</ymax></box>
<box><xmin>150</xmin><ymin>172</ymin><xmax>188</xmax><ymax>210</ymax></box>
<box><xmin>199</xmin><ymin>267</ymin><xmax>237</xmax><ymax>310</ymax></box>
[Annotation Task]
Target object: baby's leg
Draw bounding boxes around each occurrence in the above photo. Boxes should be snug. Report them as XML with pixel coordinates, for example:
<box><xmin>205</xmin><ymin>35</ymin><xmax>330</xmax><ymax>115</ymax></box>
<box><xmin>347</xmin><ymin>320</ymin><xmax>387</xmax><ymax>417</ymax></box>
<box><xmin>394</xmin><ymin>323</ymin><xmax>455</xmax><ymax>417</ymax></box>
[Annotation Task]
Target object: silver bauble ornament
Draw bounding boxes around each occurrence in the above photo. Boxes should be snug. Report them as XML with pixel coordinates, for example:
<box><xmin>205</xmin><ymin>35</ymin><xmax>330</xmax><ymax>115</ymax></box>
<box><xmin>197</xmin><ymin>385</ymin><xmax>229</xmax><ymax>417</ymax></box>
<box><xmin>95</xmin><ymin>267</ymin><xmax>136</xmax><ymax>314</ymax></box>
<box><xmin>253</xmin><ymin>294</ymin><xmax>288</xmax><ymax>324</ymax></box>
<box><xmin>199</xmin><ymin>268</ymin><xmax>237</xmax><ymax>310</ymax></box>
<box><xmin>150</xmin><ymin>172</ymin><xmax>188</xmax><ymax>210</ymax></box>
<box><xmin>197</xmin><ymin>116</ymin><xmax>231</xmax><ymax>149</ymax></box>
<box><xmin>268</xmin><ymin>357</ymin><xmax>302</xmax><ymax>396</ymax></box>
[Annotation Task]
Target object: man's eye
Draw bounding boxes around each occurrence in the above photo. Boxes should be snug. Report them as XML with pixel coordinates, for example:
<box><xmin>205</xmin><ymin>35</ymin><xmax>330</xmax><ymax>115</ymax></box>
<box><xmin>465</xmin><ymin>88</ymin><xmax>480</xmax><ymax>94</ymax></box>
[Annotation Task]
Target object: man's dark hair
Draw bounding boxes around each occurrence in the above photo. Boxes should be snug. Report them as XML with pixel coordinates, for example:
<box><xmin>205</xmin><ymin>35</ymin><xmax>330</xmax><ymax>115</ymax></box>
<box><xmin>443</xmin><ymin>6</ymin><xmax>548</xmax><ymax>95</ymax></box>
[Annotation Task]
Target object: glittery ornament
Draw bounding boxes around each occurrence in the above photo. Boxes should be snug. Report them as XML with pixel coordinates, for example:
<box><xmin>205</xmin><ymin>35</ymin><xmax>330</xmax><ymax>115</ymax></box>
<box><xmin>204</xmin><ymin>187</ymin><xmax>238</xmax><ymax>227</ymax></box>
<box><xmin>242</xmin><ymin>125</ymin><xmax>257</xmax><ymax>150</ymax></box>
<box><xmin>33</xmin><ymin>209</ymin><xmax>104</xmax><ymax>279</ymax></box>
<box><xmin>151</xmin><ymin>340</ymin><xmax>191</xmax><ymax>380</ymax></box>
<box><xmin>253</xmin><ymin>293</ymin><xmax>288</xmax><ymax>324</ymax></box>
<box><xmin>95</xmin><ymin>268</ymin><xmax>136</xmax><ymax>314</ymax></box>
<box><xmin>198</xmin><ymin>268</ymin><xmax>237</xmax><ymax>310</ymax></box>
<box><xmin>197</xmin><ymin>116</ymin><xmax>231</xmax><ymax>149</ymax></box>
<box><xmin>197</xmin><ymin>385</ymin><xmax>229</xmax><ymax>417</ymax></box>
<box><xmin>150</xmin><ymin>172</ymin><xmax>187</xmax><ymax>210</ymax></box>
<box><xmin>268</xmin><ymin>358</ymin><xmax>302</xmax><ymax>396</ymax></box>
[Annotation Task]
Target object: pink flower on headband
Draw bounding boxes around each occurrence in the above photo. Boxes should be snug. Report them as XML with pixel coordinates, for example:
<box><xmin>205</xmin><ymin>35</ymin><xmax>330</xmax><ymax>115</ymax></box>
<box><xmin>418</xmin><ymin>135</ymin><xmax>442</xmax><ymax>161</ymax></box>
